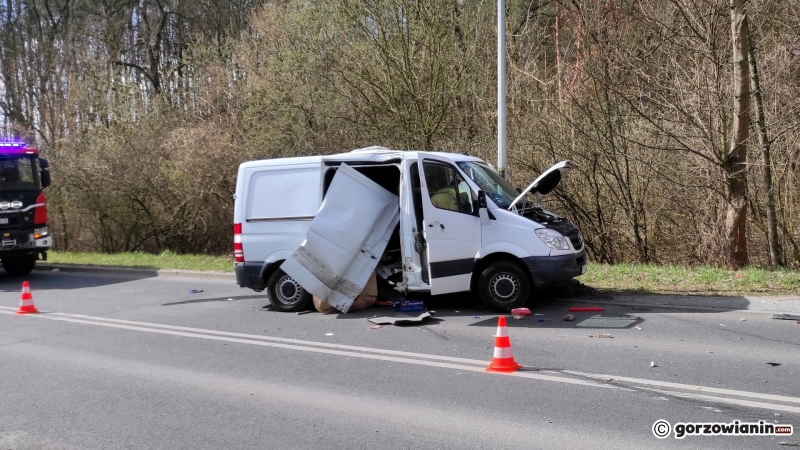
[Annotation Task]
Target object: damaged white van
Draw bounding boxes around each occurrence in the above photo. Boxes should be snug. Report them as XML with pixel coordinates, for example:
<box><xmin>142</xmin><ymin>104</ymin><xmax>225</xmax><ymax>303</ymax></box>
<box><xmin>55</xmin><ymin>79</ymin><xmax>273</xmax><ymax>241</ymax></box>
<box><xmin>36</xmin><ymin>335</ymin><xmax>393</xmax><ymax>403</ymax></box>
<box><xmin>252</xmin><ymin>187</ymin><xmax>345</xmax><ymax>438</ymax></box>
<box><xmin>233</xmin><ymin>146</ymin><xmax>587</xmax><ymax>313</ymax></box>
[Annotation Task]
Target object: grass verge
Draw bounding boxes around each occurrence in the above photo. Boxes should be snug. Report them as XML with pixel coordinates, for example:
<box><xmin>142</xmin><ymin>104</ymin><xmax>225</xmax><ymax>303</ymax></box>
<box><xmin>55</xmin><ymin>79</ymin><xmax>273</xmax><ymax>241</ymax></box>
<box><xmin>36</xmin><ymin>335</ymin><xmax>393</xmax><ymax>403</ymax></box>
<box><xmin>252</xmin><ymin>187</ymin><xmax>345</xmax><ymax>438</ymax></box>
<box><xmin>581</xmin><ymin>263</ymin><xmax>800</xmax><ymax>296</ymax></box>
<box><xmin>47</xmin><ymin>251</ymin><xmax>233</xmax><ymax>273</ymax></box>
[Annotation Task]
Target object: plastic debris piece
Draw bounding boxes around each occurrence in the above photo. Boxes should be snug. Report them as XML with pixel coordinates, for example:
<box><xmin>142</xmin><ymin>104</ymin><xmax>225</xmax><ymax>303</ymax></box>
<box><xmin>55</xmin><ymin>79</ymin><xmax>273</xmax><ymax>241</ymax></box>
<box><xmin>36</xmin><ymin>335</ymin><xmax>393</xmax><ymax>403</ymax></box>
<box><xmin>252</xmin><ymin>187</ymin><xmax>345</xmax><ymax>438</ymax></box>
<box><xmin>650</xmin><ymin>362</ymin><xmax>658</xmax><ymax>368</ymax></box>
<box><xmin>368</xmin><ymin>312</ymin><xmax>435</xmax><ymax>325</ymax></box>
<box><xmin>188</xmin><ymin>289</ymin><xmax>203</xmax><ymax>294</ymax></box>
<box><xmin>297</xmin><ymin>310</ymin><xmax>313</xmax><ymax>315</ymax></box>
<box><xmin>767</xmin><ymin>362</ymin><xmax>782</xmax><ymax>366</ymax></box>
<box><xmin>562</xmin><ymin>314</ymin><xmax>575</xmax><ymax>322</ymax></box>
<box><xmin>569</xmin><ymin>307</ymin><xmax>604</xmax><ymax>312</ymax></box>
<box><xmin>510</xmin><ymin>308</ymin><xmax>531</xmax><ymax>316</ymax></box>
<box><xmin>325</xmin><ymin>333</ymin><xmax>334</xmax><ymax>336</ymax></box>
<box><xmin>777</xmin><ymin>442</ymin><xmax>799</xmax><ymax>447</ymax></box>
<box><xmin>740</xmin><ymin>318</ymin><xmax>746</xmax><ymax>321</ymax></box>
<box><xmin>537</xmin><ymin>319</ymin><xmax>545</xmax><ymax>322</ymax></box>
<box><xmin>369</xmin><ymin>325</ymin><xmax>382</xmax><ymax>330</ymax></box>
<box><xmin>634</xmin><ymin>325</ymin><xmax>642</xmax><ymax>331</ymax></box>
<box><xmin>473</xmin><ymin>316</ymin><xmax>480</xmax><ymax>319</ymax></box>
<box><xmin>597</xmin><ymin>333</ymin><xmax>613</xmax><ymax>338</ymax></box>
<box><xmin>534</xmin><ymin>313</ymin><xmax>546</xmax><ymax>316</ymax></box>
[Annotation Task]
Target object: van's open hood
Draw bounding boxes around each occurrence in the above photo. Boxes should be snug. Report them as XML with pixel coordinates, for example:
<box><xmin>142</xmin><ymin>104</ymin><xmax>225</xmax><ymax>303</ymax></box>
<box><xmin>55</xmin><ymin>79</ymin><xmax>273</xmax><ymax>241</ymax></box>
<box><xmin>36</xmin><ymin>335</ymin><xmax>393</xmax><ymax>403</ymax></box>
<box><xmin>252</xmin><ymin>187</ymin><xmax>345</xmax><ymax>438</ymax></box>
<box><xmin>508</xmin><ymin>160</ymin><xmax>578</xmax><ymax>211</ymax></box>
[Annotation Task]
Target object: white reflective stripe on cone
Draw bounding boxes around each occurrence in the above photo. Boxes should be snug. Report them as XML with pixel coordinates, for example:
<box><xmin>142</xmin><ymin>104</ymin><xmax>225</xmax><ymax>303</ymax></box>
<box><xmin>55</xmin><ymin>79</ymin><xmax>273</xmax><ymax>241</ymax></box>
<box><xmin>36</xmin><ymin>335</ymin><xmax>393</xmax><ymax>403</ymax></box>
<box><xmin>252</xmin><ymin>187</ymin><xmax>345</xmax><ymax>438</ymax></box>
<box><xmin>493</xmin><ymin>346</ymin><xmax>514</xmax><ymax>359</ymax></box>
<box><xmin>495</xmin><ymin>326</ymin><xmax>508</xmax><ymax>337</ymax></box>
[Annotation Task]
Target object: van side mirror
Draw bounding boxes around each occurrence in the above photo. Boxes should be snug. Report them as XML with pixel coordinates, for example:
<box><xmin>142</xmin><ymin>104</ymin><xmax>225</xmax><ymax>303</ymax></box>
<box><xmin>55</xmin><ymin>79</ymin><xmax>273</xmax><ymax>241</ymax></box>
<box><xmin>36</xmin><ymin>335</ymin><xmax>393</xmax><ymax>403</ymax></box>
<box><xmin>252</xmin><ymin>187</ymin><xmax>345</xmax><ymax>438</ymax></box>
<box><xmin>477</xmin><ymin>191</ymin><xmax>490</xmax><ymax>226</ymax></box>
<box><xmin>39</xmin><ymin>158</ymin><xmax>51</xmax><ymax>188</ymax></box>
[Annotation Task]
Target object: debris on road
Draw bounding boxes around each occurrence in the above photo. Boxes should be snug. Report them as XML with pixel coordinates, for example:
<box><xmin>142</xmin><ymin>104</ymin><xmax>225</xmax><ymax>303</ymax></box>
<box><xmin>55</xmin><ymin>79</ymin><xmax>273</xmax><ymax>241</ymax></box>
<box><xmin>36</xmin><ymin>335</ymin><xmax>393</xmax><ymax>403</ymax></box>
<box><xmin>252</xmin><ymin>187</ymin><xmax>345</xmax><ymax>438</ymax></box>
<box><xmin>473</xmin><ymin>316</ymin><xmax>480</xmax><ymax>319</ymax></box>
<box><xmin>740</xmin><ymin>318</ymin><xmax>746</xmax><ymax>321</ymax></box>
<box><xmin>634</xmin><ymin>325</ymin><xmax>642</xmax><ymax>331</ymax></box>
<box><xmin>772</xmin><ymin>313</ymin><xmax>800</xmax><ymax>320</ymax></box>
<box><xmin>597</xmin><ymin>333</ymin><xmax>613</xmax><ymax>338</ymax></box>
<box><xmin>369</xmin><ymin>325</ymin><xmax>382</xmax><ymax>330</ymax></box>
<box><xmin>650</xmin><ymin>361</ymin><xmax>658</xmax><ymax>368</ymax></box>
<box><xmin>767</xmin><ymin>362</ymin><xmax>782</xmax><ymax>367</ymax></box>
<box><xmin>393</xmin><ymin>299</ymin><xmax>425</xmax><ymax>313</ymax></box>
<box><xmin>512</xmin><ymin>315</ymin><xmax>526</xmax><ymax>320</ymax></box>
<box><xmin>296</xmin><ymin>310</ymin><xmax>314</xmax><ymax>315</ymax></box>
<box><xmin>569</xmin><ymin>307</ymin><xmax>604</xmax><ymax>312</ymax></box>
<box><xmin>188</xmin><ymin>289</ymin><xmax>203</xmax><ymax>294</ymax></box>
<box><xmin>325</xmin><ymin>333</ymin><xmax>334</xmax><ymax>336</ymax></box>
<box><xmin>562</xmin><ymin>314</ymin><xmax>575</xmax><ymax>322</ymax></box>
<box><xmin>368</xmin><ymin>312</ymin><xmax>436</xmax><ymax>325</ymax></box>
<box><xmin>778</xmin><ymin>442</ymin><xmax>798</xmax><ymax>447</ymax></box>
<box><xmin>511</xmin><ymin>308</ymin><xmax>531</xmax><ymax>316</ymax></box>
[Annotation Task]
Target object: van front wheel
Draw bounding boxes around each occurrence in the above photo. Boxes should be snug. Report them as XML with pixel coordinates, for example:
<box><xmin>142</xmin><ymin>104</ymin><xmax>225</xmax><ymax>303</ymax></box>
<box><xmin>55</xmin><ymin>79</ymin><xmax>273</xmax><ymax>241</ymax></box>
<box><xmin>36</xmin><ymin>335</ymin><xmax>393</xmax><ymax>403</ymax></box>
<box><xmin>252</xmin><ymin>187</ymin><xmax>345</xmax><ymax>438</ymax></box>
<box><xmin>267</xmin><ymin>269</ymin><xmax>312</xmax><ymax>312</ymax></box>
<box><xmin>478</xmin><ymin>261</ymin><xmax>531</xmax><ymax>312</ymax></box>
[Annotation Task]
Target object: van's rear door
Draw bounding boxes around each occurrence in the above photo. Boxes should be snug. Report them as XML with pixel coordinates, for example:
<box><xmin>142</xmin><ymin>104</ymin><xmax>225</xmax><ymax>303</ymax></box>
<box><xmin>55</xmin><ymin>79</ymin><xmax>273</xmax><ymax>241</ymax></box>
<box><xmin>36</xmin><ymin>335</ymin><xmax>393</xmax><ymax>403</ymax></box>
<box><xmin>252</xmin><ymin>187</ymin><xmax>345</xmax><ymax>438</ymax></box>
<box><xmin>280</xmin><ymin>164</ymin><xmax>400</xmax><ymax>313</ymax></box>
<box><xmin>417</xmin><ymin>153</ymin><xmax>481</xmax><ymax>295</ymax></box>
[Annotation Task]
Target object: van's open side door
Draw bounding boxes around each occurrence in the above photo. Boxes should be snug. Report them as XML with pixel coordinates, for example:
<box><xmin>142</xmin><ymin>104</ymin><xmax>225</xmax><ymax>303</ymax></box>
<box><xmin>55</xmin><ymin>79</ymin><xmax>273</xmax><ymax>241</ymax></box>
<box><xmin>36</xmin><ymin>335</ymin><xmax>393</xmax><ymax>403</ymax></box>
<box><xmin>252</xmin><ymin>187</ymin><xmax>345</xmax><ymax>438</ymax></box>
<box><xmin>280</xmin><ymin>164</ymin><xmax>400</xmax><ymax>313</ymax></box>
<box><xmin>417</xmin><ymin>153</ymin><xmax>481</xmax><ymax>295</ymax></box>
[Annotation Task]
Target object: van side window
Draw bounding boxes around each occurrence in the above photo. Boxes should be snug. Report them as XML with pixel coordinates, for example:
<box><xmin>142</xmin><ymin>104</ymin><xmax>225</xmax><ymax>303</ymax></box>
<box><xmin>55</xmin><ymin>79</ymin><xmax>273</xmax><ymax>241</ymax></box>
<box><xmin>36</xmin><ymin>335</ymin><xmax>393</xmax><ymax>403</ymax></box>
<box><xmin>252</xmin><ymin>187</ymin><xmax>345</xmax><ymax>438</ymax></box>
<box><xmin>423</xmin><ymin>161</ymin><xmax>473</xmax><ymax>214</ymax></box>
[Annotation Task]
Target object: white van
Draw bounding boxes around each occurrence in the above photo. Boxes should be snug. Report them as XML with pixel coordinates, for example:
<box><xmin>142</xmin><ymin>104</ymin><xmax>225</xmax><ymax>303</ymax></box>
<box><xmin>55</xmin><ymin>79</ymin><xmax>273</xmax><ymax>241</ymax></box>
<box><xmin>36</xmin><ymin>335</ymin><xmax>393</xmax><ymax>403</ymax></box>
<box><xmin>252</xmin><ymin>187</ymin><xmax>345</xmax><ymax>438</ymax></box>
<box><xmin>233</xmin><ymin>146</ymin><xmax>586</xmax><ymax>312</ymax></box>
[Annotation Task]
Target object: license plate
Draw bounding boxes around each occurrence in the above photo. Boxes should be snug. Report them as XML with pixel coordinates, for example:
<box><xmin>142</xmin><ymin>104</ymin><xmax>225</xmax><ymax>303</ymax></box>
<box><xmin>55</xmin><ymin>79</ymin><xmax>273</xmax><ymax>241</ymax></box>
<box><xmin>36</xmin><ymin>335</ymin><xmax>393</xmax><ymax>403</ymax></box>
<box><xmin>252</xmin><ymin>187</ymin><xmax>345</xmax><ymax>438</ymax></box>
<box><xmin>581</xmin><ymin>265</ymin><xmax>587</xmax><ymax>274</ymax></box>
<box><xmin>0</xmin><ymin>218</ymin><xmax>7</xmax><ymax>224</ymax></box>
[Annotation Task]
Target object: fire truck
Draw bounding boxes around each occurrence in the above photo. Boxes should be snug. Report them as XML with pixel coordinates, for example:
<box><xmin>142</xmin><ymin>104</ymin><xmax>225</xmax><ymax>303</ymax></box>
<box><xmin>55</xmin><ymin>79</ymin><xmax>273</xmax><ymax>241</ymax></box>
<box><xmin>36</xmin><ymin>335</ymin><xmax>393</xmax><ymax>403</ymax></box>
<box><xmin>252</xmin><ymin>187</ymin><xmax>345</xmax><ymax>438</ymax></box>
<box><xmin>0</xmin><ymin>139</ymin><xmax>51</xmax><ymax>276</ymax></box>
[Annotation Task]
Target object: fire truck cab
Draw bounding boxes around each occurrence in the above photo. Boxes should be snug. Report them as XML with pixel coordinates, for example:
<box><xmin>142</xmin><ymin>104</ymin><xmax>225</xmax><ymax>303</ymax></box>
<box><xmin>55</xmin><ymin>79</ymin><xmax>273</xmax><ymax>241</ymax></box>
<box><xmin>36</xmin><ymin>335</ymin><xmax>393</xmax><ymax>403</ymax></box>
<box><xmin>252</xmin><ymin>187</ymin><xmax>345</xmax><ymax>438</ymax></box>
<box><xmin>0</xmin><ymin>140</ymin><xmax>51</xmax><ymax>276</ymax></box>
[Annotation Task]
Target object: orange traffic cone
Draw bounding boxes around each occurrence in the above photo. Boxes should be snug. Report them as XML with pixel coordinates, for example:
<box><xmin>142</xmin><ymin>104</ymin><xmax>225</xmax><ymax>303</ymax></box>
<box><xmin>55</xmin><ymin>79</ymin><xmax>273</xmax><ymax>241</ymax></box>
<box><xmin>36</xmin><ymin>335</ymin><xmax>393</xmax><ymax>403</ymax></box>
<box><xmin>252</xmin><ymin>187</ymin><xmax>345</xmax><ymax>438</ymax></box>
<box><xmin>16</xmin><ymin>281</ymin><xmax>38</xmax><ymax>314</ymax></box>
<box><xmin>486</xmin><ymin>316</ymin><xmax>522</xmax><ymax>373</ymax></box>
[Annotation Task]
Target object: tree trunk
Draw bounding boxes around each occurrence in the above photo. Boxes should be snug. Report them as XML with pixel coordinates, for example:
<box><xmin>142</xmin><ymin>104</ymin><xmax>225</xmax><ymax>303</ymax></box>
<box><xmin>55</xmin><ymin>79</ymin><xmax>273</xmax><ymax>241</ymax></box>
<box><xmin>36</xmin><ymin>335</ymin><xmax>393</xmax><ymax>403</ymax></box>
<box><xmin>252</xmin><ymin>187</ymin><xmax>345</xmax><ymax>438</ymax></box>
<box><xmin>747</xmin><ymin>28</ymin><xmax>782</xmax><ymax>267</ymax></box>
<box><xmin>725</xmin><ymin>0</ymin><xmax>750</xmax><ymax>268</ymax></box>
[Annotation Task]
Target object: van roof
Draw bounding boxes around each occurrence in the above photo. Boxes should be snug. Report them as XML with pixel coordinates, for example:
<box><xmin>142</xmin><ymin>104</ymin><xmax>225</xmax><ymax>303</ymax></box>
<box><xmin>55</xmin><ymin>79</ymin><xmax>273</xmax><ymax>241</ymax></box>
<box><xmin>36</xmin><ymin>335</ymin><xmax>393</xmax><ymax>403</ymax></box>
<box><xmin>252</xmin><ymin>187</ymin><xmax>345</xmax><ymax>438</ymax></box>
<box><xmin>239</xmin><ymin>147</ymin><xmax>484</xmax><ymax>169</ymax></box>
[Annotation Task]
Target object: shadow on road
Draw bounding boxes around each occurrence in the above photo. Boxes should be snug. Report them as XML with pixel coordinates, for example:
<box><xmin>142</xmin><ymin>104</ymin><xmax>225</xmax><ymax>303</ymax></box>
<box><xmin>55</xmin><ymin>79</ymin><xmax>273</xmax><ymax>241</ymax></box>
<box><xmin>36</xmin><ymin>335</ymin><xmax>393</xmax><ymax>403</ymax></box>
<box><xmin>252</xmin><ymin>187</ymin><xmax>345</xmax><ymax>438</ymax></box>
<box><xmin>0</xmin><ymin>268</ymin><xmax>156</xmax><ymax>291</ymax></box>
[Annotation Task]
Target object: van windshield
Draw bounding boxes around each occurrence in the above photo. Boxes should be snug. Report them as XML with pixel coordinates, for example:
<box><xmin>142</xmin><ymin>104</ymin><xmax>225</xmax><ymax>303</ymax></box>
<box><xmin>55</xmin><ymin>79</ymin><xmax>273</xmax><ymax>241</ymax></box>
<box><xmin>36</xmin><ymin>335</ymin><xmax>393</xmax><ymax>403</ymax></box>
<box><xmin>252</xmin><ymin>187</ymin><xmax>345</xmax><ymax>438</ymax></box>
<box><xmin>0</xmin><ymin>156</ymin><xmax>40</xmax><ymax>191</ymax></box>
<box><xmin>456</xmin><ymin>161</ymin><xmax>518</xmax><ymax>209</ymax></box>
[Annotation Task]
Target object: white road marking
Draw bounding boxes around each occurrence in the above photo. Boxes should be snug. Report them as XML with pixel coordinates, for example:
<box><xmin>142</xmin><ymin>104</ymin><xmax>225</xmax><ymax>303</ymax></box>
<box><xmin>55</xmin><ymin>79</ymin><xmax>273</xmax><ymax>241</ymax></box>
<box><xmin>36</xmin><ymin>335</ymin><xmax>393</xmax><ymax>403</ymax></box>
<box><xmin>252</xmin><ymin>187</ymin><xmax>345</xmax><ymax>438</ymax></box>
<box><xmin>558</xmin><ymin>370</ymin><xmax>800</xmax><ymax>405</ymax></box>
<box><xmin>0</xmin><ymin>309</ymin><xmax>615</xmax><ymax>389</ymax></box>
<box><xmin>3</xmin><ymin>307</ymin><xmax>799</xmax><ymax>414</ymax></box>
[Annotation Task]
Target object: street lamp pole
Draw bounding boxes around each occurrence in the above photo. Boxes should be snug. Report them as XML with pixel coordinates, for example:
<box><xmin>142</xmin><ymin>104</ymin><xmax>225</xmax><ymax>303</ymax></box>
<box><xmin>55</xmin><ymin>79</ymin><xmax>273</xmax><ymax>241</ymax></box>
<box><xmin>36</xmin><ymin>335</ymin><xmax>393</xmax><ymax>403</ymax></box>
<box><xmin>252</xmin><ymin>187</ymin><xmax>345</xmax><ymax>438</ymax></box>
<box><xmin>497</xmin><ymin>0</ymin><xmax>507</xmax><ymax>178</ymax></box>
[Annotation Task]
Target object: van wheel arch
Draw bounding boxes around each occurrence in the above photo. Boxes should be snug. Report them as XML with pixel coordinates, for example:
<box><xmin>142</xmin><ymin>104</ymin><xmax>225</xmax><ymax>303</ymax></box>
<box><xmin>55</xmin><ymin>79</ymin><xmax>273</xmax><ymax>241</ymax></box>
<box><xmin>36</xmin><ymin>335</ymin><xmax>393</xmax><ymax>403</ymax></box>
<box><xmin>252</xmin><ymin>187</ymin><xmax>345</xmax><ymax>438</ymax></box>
<box><xmin>470</xmin><ymin>253</ymin><xmax>531</xmax><ymax>293</ymax></box>
<box><xmin>260</xmin><ymin>260</ymin><xmax>284</xmax><ymax>288</ymax></box>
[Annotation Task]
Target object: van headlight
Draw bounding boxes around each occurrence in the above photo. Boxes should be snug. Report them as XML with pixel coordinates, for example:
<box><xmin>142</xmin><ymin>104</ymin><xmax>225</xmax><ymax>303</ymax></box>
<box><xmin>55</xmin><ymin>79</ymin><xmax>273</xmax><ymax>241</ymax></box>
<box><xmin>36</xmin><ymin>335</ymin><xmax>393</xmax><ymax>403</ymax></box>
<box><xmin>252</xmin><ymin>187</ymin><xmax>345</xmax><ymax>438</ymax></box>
<box><xmin>535</xmin><ymin>228</ymin><xmax>571</xmax><ymax>250</ymax></box>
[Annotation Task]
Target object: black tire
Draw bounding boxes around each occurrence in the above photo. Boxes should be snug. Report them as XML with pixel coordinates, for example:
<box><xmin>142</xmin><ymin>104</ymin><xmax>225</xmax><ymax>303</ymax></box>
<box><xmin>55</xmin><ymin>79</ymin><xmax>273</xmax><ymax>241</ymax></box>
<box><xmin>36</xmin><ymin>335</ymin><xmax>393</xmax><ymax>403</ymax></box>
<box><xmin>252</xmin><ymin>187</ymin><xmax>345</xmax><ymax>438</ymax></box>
<box><xmin>266</xmin><ymin>268</ymin><xmax>312</xmax><ymax>312</ymax></box>
<box><xmin>1</xmin><ymin>255</ymin><xmax>36</xmax><ymax>277</ymax></box>
<box><xmin>477</xmin><ymin>261</ymin><xmax>531</xmax><ymax>312</ymax></box>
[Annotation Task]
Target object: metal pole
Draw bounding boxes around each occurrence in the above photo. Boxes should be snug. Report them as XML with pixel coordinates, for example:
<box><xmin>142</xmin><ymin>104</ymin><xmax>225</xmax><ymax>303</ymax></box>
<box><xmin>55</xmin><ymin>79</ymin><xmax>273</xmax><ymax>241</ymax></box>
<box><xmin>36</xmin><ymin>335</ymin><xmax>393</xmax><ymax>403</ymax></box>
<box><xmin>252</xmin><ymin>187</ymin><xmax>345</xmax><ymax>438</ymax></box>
<box><xmin>497</xmin><ymin>0</ymin><xmax>507</xmax><ymax>178</ymax></box>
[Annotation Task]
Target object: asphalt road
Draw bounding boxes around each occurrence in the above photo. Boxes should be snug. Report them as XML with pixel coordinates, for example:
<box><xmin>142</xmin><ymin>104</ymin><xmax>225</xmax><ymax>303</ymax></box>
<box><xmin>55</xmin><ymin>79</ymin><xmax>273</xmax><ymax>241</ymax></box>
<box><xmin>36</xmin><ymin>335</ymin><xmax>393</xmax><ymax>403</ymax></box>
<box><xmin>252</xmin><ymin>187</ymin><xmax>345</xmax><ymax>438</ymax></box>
<box><xmin>1</xmin><ymin>270</ymin><xmax>798</xmax><ymax>449</ymax></box>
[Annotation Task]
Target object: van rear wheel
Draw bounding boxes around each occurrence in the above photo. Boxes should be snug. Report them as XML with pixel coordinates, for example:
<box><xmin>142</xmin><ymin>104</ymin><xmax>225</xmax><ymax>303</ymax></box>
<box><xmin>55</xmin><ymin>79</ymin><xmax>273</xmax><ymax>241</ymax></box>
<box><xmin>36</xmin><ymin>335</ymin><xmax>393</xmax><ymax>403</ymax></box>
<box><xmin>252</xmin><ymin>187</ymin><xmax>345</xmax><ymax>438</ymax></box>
<box><xmin>477</xmin><ymin>261</ymin><xmax>531</xmax><ymax>312</ymax></box>
<box><xmin>267</xmin><ymin>269</ymin><xmax>312</xmax><ymax>312</ymax></box>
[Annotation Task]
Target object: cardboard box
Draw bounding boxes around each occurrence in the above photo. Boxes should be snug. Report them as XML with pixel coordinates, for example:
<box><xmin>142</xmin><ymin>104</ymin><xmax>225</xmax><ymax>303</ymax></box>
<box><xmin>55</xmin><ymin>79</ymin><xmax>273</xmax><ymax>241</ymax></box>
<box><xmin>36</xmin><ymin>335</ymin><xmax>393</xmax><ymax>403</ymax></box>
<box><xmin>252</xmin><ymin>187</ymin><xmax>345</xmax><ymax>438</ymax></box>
<box><xmin>313</xmin><ymin>271</ymin><xmax>378</xmax><ymax>314</ymax></box>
